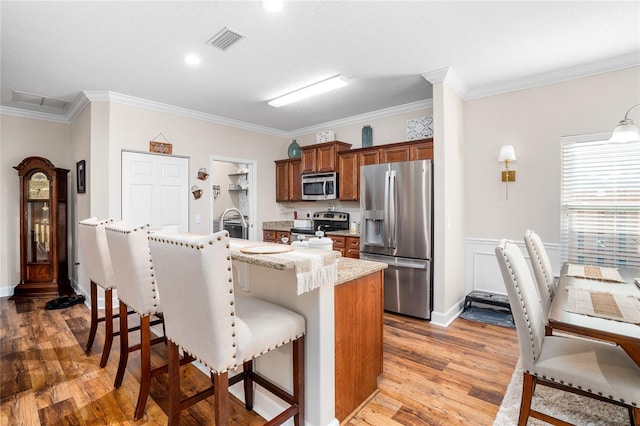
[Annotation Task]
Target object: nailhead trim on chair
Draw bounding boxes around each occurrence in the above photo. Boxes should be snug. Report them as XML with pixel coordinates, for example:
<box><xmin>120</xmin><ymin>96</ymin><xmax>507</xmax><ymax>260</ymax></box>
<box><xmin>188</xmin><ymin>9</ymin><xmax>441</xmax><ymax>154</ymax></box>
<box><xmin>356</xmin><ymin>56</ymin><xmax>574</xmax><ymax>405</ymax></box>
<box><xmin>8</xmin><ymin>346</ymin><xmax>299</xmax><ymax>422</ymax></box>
<box><xmin>80</xmin><ymin>218</ymin><xmax>116</xmax><ymax>290</ymax></box>
<box><xmin>525</xmin><ymin>231</ymin><xmax>554</xmax><ymax>298</ymax></box>
<box><xmin>502</xmin><ymin>243</ymin><xmax>638</xmax><ymax>407</ymax></box>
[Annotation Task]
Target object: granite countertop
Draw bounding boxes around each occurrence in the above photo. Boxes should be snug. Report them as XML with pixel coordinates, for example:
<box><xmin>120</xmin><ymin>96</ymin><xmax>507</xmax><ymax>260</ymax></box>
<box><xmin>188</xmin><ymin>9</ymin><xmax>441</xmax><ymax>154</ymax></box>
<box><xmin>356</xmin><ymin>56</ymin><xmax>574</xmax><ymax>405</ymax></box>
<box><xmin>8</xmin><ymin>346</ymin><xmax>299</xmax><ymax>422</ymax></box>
<box><xmin>228</xmin><ymin>238</ymin><xmax>385</xmax><ymax>286</ymax></box>
<box><xmin>262</xmin><ymin>221</ymin><xmax>293</xmax><ymax>232</ymax></box>
<box><xmin>336</xmin><ymin>257</ymin><xmax>387</xmax><ymax>285</ymax></box>
<box><xmin>325</xmin><ymin>230</ymin><xmax>360</xmax><ymax>238</ymax></box>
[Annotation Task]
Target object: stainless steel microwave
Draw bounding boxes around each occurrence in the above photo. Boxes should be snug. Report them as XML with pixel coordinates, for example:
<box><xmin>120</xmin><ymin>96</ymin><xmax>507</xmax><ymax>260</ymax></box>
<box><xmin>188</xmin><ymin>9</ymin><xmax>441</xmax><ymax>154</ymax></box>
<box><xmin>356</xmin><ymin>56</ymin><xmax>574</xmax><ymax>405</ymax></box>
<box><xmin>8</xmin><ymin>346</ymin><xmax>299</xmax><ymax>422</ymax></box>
<box><xmin>302</xmin><ymin>172</ymin><xmax>338</xmax><ymax>200</ymax></box>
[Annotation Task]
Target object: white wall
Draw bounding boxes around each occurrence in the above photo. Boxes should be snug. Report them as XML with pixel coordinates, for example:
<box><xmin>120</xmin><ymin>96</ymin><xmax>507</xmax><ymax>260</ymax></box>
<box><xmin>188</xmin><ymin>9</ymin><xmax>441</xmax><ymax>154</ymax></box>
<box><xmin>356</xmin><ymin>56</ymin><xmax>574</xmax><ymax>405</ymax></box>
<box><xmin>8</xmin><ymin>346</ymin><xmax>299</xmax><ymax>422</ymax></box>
<box><xmin>465</xmin><ymin>66</ymin><xmax>640</xmax><ymax>243</ymax></box>
<box><xmin>0</xmin><ymin>115</ymin><xmax>72</xmax><ymax>296</ymax></box>
<box><xmin>463</xmin><ymin>66</ymin><xmax>640</xmax><ymax>296</ymax></box>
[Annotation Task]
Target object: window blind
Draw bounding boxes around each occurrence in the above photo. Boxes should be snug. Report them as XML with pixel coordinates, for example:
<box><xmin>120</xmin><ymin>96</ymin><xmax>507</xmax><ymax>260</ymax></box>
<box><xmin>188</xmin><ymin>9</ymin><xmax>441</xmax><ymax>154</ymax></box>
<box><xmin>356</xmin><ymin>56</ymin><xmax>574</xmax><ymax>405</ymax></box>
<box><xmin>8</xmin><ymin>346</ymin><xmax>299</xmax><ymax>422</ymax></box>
<box><xmin>561</xmin><ymin>134</ymin><xmax>640</xmax><ymax>268</ymax></box>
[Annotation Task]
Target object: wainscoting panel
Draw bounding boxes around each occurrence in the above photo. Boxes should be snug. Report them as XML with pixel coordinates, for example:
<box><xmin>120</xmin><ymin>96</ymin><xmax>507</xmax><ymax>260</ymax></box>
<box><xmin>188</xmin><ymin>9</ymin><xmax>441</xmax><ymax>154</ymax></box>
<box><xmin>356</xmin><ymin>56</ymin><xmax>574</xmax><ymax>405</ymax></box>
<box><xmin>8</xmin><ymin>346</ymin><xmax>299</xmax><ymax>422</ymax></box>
<box><xmin>465</xmin><ymin>237</ymin><xmax>561</xmax><ymax>296</ymax></box>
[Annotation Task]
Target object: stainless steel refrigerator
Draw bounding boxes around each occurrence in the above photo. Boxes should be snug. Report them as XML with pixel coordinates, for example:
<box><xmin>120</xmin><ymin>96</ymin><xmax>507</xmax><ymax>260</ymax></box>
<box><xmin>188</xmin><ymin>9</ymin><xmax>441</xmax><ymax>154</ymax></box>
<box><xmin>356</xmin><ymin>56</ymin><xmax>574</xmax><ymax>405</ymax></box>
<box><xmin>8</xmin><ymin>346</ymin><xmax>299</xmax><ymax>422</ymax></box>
<box><xmin>359</xmin><ymin>159</ymin><xmax>433</xmax><ymax>319</ymax></box>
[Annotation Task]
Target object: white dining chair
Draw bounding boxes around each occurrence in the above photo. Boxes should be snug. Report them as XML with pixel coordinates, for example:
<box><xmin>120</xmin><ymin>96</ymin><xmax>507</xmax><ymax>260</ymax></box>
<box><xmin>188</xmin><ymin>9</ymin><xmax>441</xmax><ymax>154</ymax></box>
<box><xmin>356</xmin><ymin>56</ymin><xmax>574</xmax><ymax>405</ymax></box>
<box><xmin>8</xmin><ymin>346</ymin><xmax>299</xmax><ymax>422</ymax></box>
<box><xmin>524</xmin><ymin>230</ymin><xmax>556</xmax><ymax>324</ymax></box>
<box><xmin>149</xmin><ymin>230</ymin><xmax>305</xmax><ymax>426</ymax></box>
<box><xmin>495</xmin><ymin>239</ymin><xmax>639</xmax><ymax>426</ymax></box>
<box><xmin>105</xmin><ymin>222</ymin><xmax>168</xmax><ymax>420</ymax></box>
<box><xmin>78</xmin><ymin>217</ymin><xmax>130</xmax><ymax>367</ymax></box>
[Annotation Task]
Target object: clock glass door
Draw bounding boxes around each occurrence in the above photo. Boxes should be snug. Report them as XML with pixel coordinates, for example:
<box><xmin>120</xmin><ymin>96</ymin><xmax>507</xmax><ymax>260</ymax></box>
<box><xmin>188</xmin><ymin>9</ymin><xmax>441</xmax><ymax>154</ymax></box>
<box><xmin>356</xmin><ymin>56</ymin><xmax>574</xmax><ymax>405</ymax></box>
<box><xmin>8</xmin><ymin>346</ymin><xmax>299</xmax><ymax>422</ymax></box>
<box><xmin>26</xmin><ymin>171</ymin><xmax>53</xmax><ymax>281</ymax></box>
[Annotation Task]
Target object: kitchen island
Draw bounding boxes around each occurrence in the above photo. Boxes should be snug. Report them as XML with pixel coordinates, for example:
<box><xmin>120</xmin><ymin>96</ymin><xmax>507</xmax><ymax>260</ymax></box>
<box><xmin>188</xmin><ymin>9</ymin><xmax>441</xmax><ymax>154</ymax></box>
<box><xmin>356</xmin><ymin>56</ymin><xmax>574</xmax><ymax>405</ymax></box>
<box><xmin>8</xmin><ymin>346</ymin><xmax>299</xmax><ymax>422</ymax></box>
<box><xmin>228</xmin><ymin>239</ymin><xmax>386</xmax><ymax>425</ymax></box>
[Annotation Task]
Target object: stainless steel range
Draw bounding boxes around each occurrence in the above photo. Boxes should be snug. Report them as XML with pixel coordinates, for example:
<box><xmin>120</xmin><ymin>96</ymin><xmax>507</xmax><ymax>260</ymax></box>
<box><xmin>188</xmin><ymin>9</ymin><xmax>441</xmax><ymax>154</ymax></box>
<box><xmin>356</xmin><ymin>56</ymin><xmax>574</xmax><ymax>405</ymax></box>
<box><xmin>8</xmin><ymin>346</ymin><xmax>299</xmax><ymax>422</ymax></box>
<box><xmin>290</xmin><ymin>211</ymin><xmax>349</xmax><ymax>241</ymax></box>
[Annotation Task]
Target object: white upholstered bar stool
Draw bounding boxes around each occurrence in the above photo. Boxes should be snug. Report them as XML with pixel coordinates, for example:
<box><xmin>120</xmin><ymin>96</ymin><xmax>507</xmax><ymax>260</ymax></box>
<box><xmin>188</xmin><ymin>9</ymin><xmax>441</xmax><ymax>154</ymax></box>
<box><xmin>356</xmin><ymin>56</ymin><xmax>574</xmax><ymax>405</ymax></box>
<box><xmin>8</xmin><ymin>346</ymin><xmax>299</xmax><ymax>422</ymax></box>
<box><xmin>105</xmin><ymin>222</ymin><xmax>169</xmax><ymax>420</ymax></box>
<box><xmin>78</xmin><ymin>217</ymin><xmax>126</xmax><ymax>367</ymax></box>
<box><xmin>495</xmin><ymin>239</ymin><xmax>640</xmax><ymax>426</ymax></box>
<box><xmin>524</xmin><ymin>230</ymin><xmax>556</xmax><ymax>323</ymax></box>
<box><xmin>149</xmin><ymin>230</ymin><xmax>305</xmax><ymax>426</ymax></box>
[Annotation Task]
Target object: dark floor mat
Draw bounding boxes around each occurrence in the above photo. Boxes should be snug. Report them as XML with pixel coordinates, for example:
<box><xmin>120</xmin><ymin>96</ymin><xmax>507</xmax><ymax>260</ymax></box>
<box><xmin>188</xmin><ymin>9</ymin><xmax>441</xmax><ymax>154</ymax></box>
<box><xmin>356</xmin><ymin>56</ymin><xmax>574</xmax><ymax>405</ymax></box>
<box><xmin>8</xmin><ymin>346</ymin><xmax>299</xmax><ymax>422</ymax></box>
<box><xmin>459</xmin><ymin>306</ymin><xmax>515</xmax><ymax>328</ymax></box>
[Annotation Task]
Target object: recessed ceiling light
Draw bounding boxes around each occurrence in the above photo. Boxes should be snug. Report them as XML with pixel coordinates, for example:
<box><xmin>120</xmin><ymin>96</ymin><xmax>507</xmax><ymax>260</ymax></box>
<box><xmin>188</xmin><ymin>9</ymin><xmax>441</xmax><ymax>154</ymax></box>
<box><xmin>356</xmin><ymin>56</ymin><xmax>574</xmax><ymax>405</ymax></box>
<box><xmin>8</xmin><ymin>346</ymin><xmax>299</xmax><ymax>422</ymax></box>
<box><xmin>262</xmin><ymin>0</ymin><xmax>283</xmax><ymax>13</ymax></box>
<box><xmin>183</xmin><ymin>55</ymin><xmax>201</xmax><ymax>65</ymax></box>
<box><xmin>268</xmin><ymin>75</ymin><xmax>349</xmax><ymax>108</ymax></box>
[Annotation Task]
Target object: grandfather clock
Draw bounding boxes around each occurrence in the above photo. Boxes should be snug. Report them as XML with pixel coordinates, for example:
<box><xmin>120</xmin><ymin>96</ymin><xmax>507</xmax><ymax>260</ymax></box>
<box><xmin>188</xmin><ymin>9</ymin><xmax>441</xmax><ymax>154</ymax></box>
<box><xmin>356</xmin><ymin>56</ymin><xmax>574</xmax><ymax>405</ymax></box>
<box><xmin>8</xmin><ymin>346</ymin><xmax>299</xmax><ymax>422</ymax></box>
<box><xmin>12</xmin><ymin>157</ymin><xmax>72</xmax><ymax>299</ymax></box>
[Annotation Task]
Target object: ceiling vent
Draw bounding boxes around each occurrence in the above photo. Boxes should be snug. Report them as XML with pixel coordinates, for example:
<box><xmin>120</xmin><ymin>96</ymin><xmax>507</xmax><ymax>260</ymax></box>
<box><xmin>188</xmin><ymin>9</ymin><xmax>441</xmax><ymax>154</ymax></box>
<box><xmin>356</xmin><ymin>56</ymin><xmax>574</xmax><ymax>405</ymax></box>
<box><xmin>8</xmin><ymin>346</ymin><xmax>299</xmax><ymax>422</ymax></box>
<box><xmin>206</xmin><ymin>27</ymin><xmax>244</xmax><ymax>51</ymax></box>
<box><xmin>13</xmin><ymin>90</ymin><xmax>70</xmax><ymax>111</ymax></box>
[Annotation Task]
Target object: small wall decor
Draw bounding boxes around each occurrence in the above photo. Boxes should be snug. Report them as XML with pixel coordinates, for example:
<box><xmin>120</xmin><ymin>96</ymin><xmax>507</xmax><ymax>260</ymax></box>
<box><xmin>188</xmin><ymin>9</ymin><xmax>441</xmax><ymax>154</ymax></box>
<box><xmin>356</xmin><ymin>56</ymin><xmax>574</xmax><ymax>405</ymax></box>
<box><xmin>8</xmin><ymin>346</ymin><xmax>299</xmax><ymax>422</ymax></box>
<box><xmin>406</xmin><ymin>116</ymin><xmax>434</xmax><ymax>140</ymax></box>
<box><xmin>149</xmin><ymin>141</ymin><xmax>172</xmax><ymax>154</ymax></box>
<box><xmin>76</xmin><ymin>160</ymin><xmax>86</xmax><ymax>194</ymax></box>
<box><xmin>316</xmin><ymin>130</ymin><xmax>335</xmax><ymax>143</ymax></box>
<box><xmin>212</xmin><ymin>184</ymin><xmax>221</xmax><ymax>199</ymax></box>
<box><xmin>191</xmin><ymin>185</ymin><xmax>202</xmax><ymax>200</ymax></box>
<box><xmin>197</xmin><ymin>167</ymin><xmax>209</xmax><ymax>180</ymax></box>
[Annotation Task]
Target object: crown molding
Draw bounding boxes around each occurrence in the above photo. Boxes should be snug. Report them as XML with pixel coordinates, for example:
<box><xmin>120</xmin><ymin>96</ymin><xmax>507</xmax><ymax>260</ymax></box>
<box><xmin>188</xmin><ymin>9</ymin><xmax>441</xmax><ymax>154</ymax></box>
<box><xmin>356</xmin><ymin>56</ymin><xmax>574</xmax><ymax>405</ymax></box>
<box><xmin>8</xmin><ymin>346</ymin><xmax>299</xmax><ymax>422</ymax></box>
<box><xmin>0</xmin><ymin>106</ymin><xmax>69</xmax><ymax>123</ymax></box>
<box><xmin>465</xmin><ymin>53</ymin><xmax>640</xmax><ymax>100</ymax></box>
<box><xmin>82</xmin><ymin>91</ymin><xmax>289</xmax><ymax>138</ymax></box>
<box><xmin>288</xmin><ymin>99</ymin><xmax>433</xmax><ymax>138</ymax></box>
<box><xmin>422</xmin><ymin>67</ymin><xmax>468</xmax><ymax>99</ymax></box>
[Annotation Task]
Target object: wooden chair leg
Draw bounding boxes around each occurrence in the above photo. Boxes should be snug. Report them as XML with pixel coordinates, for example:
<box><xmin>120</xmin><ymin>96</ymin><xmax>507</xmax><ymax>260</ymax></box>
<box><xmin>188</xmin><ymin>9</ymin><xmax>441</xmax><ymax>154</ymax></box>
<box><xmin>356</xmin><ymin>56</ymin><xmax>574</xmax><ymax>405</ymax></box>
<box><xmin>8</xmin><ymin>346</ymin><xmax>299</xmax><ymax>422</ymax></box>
<box><xmin>99</xmin><ymin>288</ymin><xmax>114</xmax><ymax>368</ymax></box>
<box><xmin>519</xmin><ymin>372</ymin><xmax>535</xmax><ymax>426</ymax></box>
<box><xmin>243</xmin><ymin>360</ymin><xmax>254</xmax><ymax>410</ymax></box>
<box><xmin>85</xmin><ymin>281</ymin><xmax>98</xmax><ymax>352</ymax></box>
<box><xmin>114</xmin><ymin>300</ymin><xmax>129</xmax><ymax>388</ymax></box>
<box><xmin>214</xmin><ymin>372</ymin><xmax>229</xmax><ymax>426</ymax></box>
<box><xmin>293</xmin><ymin>336</ymin><xmax>305</xmax><ymax>426</ymax></box>
<box><xmin>168</xmin><ymin>341</ymin><xmax>182</xmax><ymax>426</ymax></box>
<box><xmin>134</xmin><ymin>315</ymin><xmax>151</xmax><ymax>421</ymax></box>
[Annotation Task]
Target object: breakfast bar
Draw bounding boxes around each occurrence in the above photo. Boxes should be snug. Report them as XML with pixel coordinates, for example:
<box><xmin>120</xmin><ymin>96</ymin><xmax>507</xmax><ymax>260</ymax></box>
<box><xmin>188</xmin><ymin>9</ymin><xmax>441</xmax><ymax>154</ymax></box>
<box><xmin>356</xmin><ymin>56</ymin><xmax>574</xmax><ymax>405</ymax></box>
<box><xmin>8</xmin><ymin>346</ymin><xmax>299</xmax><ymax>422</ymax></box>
<box><xmin>227</xmin><ymin>239</ymin><xmax>386</xmax><ymax>425</ymax></box>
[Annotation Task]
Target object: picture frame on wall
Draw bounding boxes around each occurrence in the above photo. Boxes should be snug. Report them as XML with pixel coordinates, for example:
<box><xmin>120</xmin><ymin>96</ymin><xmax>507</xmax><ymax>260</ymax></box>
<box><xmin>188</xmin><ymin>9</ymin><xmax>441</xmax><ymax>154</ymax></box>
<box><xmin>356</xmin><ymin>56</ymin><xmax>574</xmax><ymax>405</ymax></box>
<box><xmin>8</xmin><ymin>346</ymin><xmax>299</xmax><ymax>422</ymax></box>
<box><xmin>76</xmin><ymin>160</ymin><xmax>86</xmax><ymax>194</ymax></box>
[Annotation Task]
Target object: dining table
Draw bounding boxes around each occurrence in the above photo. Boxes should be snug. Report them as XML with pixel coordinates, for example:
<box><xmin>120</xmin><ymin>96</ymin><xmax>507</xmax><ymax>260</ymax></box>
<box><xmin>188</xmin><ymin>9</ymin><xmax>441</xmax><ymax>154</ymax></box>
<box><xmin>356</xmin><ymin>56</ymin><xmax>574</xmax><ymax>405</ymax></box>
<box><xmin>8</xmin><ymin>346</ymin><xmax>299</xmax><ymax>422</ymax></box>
<box><xmin>548</xmin><ymin>263</ymin><xmax>640</xmax><ymax>366</ymax></box>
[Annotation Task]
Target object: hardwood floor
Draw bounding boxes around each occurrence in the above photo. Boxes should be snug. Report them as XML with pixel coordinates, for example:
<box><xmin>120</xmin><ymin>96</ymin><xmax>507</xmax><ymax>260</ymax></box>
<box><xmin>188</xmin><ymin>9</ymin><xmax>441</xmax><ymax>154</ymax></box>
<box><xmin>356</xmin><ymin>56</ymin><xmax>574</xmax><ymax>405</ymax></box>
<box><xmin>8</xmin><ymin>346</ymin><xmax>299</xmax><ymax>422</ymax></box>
<box><xmin>0</xmin><ymin>297</ymin><xmax>518</xmax><ymax>425</ymax></box>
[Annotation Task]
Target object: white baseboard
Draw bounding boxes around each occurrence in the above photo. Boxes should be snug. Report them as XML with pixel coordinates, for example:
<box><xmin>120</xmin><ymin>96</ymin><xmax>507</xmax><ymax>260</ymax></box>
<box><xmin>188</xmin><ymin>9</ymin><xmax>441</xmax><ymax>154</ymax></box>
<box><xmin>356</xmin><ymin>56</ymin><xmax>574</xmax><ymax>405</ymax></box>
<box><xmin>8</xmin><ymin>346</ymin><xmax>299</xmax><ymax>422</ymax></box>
<box><xmin>430</xmin><ymin>297</ymin><xmax>465</xmax><ymax>327</ymax></box>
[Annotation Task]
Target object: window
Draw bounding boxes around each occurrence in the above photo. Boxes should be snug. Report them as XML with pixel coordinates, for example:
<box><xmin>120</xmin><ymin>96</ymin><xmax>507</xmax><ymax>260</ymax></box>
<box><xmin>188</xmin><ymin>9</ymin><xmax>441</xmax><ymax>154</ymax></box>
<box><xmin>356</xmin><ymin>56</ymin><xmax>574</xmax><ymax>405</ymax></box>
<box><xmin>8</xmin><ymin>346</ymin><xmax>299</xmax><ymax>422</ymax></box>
<box><xmin>561</xmin><ymin>132</ymin><xmax>640</xmax><ymax>268</ymax></box>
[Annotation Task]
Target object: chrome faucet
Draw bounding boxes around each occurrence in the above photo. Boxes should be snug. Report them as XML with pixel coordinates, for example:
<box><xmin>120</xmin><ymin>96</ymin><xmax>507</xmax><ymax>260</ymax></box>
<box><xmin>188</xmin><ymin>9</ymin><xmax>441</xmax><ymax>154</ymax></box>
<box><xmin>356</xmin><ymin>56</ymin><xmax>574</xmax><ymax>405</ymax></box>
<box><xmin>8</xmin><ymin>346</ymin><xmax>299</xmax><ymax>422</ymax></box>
<box><xmin>219</xmin><ymin>207</ymin><xmax>248</xmax><ymax>238</ymax></box>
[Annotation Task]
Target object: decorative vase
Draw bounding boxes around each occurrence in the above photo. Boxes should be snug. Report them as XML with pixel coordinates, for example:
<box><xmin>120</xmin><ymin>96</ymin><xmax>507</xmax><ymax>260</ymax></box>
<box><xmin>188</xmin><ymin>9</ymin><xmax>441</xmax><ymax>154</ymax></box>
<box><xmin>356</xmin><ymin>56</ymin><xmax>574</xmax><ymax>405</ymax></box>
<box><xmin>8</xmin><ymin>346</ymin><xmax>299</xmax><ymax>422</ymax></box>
<box><xmin>288</xmin><ymin>139</ymin><xmax>301</xmax><ymax>158</ymax></box>
<box><xmin>362</xmin><ymin>125</ymin><xmax>373</xmax><ymax>147</ymax></box>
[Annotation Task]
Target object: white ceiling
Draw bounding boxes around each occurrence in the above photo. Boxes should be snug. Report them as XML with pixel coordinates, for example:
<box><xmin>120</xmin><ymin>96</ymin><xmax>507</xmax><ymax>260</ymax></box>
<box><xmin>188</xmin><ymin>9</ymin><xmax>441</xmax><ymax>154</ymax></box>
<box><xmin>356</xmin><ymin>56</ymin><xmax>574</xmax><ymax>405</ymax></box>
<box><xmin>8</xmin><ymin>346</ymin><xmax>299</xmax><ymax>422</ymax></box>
<box><xmin>1</xmin><ymin>1</ymin><xmax>639</xmax><ymax>134</ymax></box>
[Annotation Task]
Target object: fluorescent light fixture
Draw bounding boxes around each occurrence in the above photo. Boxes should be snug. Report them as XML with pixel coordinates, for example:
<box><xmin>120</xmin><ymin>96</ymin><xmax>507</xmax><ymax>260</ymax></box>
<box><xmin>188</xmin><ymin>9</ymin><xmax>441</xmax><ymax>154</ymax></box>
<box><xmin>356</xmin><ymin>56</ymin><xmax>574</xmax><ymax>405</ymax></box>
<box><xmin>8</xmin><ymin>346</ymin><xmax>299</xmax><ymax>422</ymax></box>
<box><xmin>262</xmin><ymin>0</ymin><xmax>284</xmax><ymax>12</ymax></box>
<box><xmin>183</xmin><ymin>55</ymin><xmax>201</xmax><ymax>65</ymax></box>
<box><xmin>268</xmin><ymin>75</ymin><xmax>349</xmax><ymax>108</ymax></box>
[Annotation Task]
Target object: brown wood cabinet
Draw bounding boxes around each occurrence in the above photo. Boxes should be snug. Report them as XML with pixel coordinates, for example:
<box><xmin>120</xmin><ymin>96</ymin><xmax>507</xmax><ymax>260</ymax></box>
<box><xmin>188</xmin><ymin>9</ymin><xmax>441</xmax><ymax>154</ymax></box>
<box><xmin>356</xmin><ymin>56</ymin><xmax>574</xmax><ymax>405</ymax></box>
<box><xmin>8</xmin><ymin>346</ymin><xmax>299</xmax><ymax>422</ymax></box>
<box><xmin>275</xmin><ymin>158</ymin><xmax>302</xmax><ymax>202</ymax></box>
<box><xmin>334</xmin><ymin>269</ymin><xmax>383</xmax><ymax>421</ymax></box>
<box><xmin>338</xmin><ymin>138</ymin><xmax>433</xmax><ymax>202</ymax></box>
<box><xmin>262</xmin><ymin>230</ymin><xmax>291</xmax><ymax>244</ymax></box>
<box><xmin>345</xmin><ymin>236</ymin><xmax>360</xmax><ymax>259</ymax></box>
<box><xmin>300</xmin><ymin>141</ymin><xmax>352</xmax><ymax>174</ymax></box>
<box><xmin>12</xmin><ymin>156</ymin><xmax>72</xmax><ymax>299</ymax></box>
<box><xmin>329</xmin><ymin>235</ymin><xmax>346</xmax><ymax>257</ymax></box>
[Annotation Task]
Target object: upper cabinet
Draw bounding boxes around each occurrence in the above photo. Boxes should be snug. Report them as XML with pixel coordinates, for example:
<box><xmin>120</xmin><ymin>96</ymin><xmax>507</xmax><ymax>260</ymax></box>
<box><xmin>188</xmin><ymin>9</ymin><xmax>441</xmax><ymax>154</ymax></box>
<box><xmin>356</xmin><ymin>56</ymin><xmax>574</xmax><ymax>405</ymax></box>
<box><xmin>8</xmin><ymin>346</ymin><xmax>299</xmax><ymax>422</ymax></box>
<box><xmin>275</xmin><ymin>158</ymin><xmax>302</xmax><ymax>202</ymax></box>
<box><xmin>301</xmin><ymin>141</ymin><xmax>352</xmax><ymax>174</ymax></box>
<box><xmin>338</xmin><ymin>138</ymin><xmax>433</xmax><ymax>201</ymax></box>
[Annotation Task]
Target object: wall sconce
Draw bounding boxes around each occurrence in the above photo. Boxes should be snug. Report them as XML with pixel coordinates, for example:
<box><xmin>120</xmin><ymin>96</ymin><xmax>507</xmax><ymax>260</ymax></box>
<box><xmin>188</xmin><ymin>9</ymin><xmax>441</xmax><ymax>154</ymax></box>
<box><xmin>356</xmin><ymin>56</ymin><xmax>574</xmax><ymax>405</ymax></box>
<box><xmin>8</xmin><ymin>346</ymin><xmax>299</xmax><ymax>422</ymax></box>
<box><xmin>498</xmin><ymin>145</ymin><xmax>516</xmax><ymax>200</ymax></box>
<box><xmin>609</xmin><ymin>104</ymin><xmax>640</xmax><ymax>143</ymax></box>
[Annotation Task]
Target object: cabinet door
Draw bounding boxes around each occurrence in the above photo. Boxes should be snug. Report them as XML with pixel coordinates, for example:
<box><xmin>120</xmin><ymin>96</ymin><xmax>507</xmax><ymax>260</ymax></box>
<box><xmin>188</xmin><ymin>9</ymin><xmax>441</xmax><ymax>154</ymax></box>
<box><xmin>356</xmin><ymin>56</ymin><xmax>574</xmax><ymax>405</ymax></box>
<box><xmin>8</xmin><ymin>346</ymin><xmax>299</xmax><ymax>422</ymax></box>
<box><xmin>346</xmin><ymin>237</ymin><xmax>360</xmax><ymax>259</ymax></box>
<box><xmin>317</xmin><ymin>144</ymin><xmax>337</xmax><ymax>172</ymax></box>
<box><xmin>381</xmin><ymin>145</ymin><xmax>410</xmax><ymax>163</ymax></box>
<box><xmin>330</xmin><ymin>235</ymin><xmax>346</xmax><ymax>257</ymax></box>
<box><xmin>288</xmin><ymin>159</ymin><xmax>302</xmax><ymax>201</ymax></box>
<box><xmin>338</xmin><ymin>152</ymin><xmax>359</xmax><ymax>201</ymax></box>
<box><xmin>410</xmin><ymin>142</ymin><xmax>433</xmax><ymax>160</ymax></box>
<box><xmin>301</xmin><ymin>148</ymin><xmax>317</xmax><ymax>174</ymax></box>
<box><xmin>276</xmin><ymin>231</ymin><xmax>291</xmax><ymax>244</ymax></box>
<box><xmin>359</xmin><ymin>149</ymin><xmax>381</xmax><ymax>166</ymax></box>
<box><xmin>275</xmin><ymin>161</ymin><xmax>290</xmax><ymax>201</ymax></box>
<box><xmin>263</xmin><ymin>230</ymin><xmax>277</xmax><ymax>242</ymax></box>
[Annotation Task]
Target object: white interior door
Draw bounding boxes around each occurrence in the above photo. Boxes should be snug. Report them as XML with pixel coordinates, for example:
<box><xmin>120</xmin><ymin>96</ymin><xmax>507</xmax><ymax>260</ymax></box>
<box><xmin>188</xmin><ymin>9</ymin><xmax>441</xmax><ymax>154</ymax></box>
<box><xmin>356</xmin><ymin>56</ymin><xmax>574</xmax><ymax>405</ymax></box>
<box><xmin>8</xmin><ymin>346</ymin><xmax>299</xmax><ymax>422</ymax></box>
<box><xmin>122</xmin><ymin>151</ymin><xmax>189</xmax><ymax>232</ymax></box>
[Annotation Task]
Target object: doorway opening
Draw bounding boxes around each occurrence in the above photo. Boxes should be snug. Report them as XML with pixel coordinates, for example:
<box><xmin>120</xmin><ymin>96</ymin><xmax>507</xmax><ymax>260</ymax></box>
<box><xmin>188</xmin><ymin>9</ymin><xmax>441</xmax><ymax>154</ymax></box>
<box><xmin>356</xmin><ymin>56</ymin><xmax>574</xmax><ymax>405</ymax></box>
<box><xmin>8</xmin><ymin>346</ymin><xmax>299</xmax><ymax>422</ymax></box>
<box><xmin>210</xmin><ymin>155</ymin><xmax>257</xmax><ymax>240</ymax></box>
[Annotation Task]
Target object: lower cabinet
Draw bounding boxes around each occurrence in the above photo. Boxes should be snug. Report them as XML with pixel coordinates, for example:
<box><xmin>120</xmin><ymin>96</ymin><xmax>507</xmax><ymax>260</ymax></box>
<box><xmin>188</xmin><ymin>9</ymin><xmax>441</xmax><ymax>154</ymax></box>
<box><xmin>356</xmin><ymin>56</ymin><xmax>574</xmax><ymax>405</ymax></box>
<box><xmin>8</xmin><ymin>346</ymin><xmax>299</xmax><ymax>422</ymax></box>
<box><xmin>334</xmin><ymin>269</ymin><xmax>384</xmax><ymax>421</ymax></box>
<box><xmin>329</xmin><ymin>235</ymin><xmax>360</xmax><ymax>258</ymax></box>
<box><xmin>263</xmin><ymin>230</ymin><xmax>291</xmax><ymax>244</ymax></box>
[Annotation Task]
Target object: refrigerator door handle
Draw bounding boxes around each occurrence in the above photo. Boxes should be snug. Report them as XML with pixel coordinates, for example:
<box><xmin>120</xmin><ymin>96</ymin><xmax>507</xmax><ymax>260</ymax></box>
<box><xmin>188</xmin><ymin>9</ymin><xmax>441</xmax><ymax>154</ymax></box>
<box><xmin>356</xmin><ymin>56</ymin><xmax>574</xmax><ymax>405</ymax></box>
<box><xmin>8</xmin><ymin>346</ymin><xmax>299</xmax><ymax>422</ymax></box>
<box><xmin>383</xmin><ymin>170</ymin><xmax>391</xmax><ymax>248</ymax></box>
<box><xmin>389</xmin><ymin>170</ymin><xmax>397</xmax><ymax>249</ymax></box>
<box><xmin>359</xmin><ymin>253</ymin><xmax>428</xmax><ymax>269</ymax></box>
